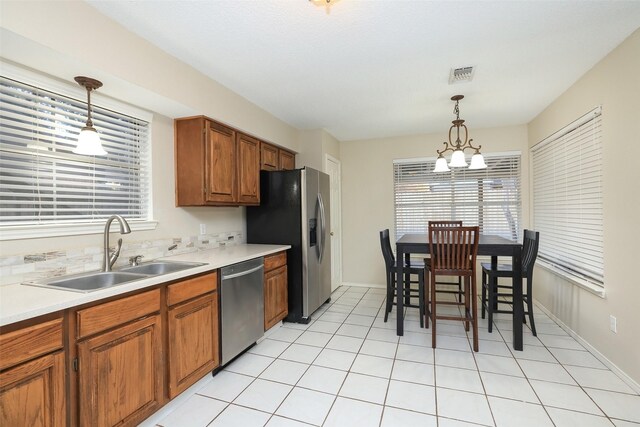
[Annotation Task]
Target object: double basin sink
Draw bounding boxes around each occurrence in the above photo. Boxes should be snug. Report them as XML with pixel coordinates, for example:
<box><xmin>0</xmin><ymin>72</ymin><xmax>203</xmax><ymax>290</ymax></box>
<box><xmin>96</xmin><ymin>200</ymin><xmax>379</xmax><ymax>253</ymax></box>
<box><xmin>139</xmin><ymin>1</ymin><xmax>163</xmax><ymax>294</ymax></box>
<box><xmin>23</xmin><ymin>261</ymin><xmax>206</xmax><ymax>293</ymax></box>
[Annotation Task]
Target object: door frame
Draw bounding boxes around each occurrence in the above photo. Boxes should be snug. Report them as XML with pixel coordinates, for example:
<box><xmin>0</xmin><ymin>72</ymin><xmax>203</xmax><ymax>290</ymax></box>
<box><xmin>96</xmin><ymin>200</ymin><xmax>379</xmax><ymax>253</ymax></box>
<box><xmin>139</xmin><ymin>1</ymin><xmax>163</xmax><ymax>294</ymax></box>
<box><xmin>325</xmin><ymin>154</ymin><xmax>342</xmax><ymax>291</ymax></box>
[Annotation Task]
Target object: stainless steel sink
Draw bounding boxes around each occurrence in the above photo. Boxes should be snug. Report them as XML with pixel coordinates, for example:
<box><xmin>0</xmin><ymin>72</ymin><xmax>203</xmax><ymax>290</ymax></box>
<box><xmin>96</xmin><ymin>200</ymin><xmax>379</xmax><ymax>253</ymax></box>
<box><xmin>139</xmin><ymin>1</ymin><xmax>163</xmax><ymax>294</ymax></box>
<box><xmin>119</xmin><ymin>261</ymin><xmax>206</xmax><ymax>275</ymax></box>
<box><xmin>23</xmin><ymin>271</ymin><xmax>149</xmax><ymax>293</ymax></box>
<box><xmin>22</xmin><ymin>261</ymin><xmax>207</xmax><ymax>293</ymax></box>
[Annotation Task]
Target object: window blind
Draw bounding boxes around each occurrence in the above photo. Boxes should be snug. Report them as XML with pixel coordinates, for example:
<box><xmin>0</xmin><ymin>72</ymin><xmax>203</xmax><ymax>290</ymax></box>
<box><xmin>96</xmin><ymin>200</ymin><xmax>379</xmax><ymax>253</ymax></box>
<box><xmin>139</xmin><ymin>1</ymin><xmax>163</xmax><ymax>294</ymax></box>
<box><xmin>531</xmin><ymin>108</ymin><xmax>604</xmax><ymax>286</ymax></box>
<box><xmin>393</xmin><ymin>153</ymin><xmax>521</xmax><ymax>241</ymax></box>
<box><xmin>0</xmin><ymin>76</ymin><xmax>151</xmax><ymax>226</ymax></box>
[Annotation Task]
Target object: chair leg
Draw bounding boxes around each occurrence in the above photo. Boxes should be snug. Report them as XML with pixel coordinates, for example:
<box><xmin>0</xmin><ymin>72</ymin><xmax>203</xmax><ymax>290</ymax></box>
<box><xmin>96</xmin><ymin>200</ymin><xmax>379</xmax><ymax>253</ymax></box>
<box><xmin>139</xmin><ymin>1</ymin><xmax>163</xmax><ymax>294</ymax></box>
<box><xmin>384</xmin><ymin>272</ymin><xmax>392</xmax><ymax>323</ymax></box>
<box><xmin>464</xmin><ymin>276</ymin><xmax>471</xmax><ymax>332</ymax></box>
<box><xmin>457</xmin><ymin>276</ymin><xmax>462</xmax><ymax>303</ymax></box>
<box><xmin>527</xmin><ymin>276</ymin><xmax>537</xmax><ymax>336</ymax></box>
<box><xmin>424</xmin><ymin>270</ymin><xmax>430</xmax><ymax>329</ymax></box>
<box><xmin>431</xmin><ymin>272</ymin><xmax>437</xmax><ymax>348</ymax></box>
<box><xmin>471</xmin><ymin>273</ymin><xmax>479</xmax><ymax>352</ymax></box>
<box><xmin>481</xmin><ymin>271</ymin><xmax>487</xmax><ymax>319</ymax></box>
<box><xmin>418</xmin><ymin>270</ymin><xmax>425</xmax><ymax>328</ymax></box>
<box><xmin>487</xmin><ymin>275</ymin><xmax>494</xmax><ymax>333</ymax></box>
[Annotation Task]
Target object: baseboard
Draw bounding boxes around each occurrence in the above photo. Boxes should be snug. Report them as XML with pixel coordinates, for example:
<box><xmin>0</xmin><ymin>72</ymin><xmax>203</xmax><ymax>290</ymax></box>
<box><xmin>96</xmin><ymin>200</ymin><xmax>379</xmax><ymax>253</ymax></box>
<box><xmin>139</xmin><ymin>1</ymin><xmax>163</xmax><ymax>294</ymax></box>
<box><xmin>339</xmin><ymin>282</ymin><xmax>385</xmax><ymax>289</ymax></box>
<box><xmin>534</xmin><ymin>300</ymin><xmax>640</xmax><ymax>394</ymax></box>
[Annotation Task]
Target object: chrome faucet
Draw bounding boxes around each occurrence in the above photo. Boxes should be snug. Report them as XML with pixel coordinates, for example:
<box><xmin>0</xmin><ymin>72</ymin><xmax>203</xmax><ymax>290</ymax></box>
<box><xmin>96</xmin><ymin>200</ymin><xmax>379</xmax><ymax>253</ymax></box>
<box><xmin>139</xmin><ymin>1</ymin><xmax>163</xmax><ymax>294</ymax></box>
<box><xmin>103</xmin><ymin>215</ymin><xmax>131</xmax><ymax>272</ymax></box>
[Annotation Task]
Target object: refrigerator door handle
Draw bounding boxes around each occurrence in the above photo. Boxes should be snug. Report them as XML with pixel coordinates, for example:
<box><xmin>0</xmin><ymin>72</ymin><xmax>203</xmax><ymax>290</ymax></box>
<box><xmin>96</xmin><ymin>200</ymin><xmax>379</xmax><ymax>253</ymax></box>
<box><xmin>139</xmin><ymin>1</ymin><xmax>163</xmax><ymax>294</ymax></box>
<box><xmin>317</xmin><ymin>193</ymin><xmax>326</xmax><ymax>263</ymax></box>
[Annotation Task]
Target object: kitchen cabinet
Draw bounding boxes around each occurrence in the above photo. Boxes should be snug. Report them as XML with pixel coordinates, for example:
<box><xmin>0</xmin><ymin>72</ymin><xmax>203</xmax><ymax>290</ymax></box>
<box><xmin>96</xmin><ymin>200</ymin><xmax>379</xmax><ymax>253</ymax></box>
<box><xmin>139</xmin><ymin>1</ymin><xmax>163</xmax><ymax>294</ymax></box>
<box><xmin>261</xmin><ymin>141</ymin><xmax>296</xmax><ymax>172</ymax></box>
<box><xmin>175</xmin><ymin>116</ymin><xmax>260</xmax><ymax>206</ymax></box>
<box><xmin>166</xmin><ymin>272</ymin><xmax>219</xmax><ymax>398</ymax></box>
<box><xmin>237</xmin><ymin>133</ymin><xmax>260</xmax><ymax>204</ymax></box>
<box><xmin>279</xmin><ymin>149</ymin><xmax>296</xmax><ymax>170</ymax></box>
<box><xmin>0</xmin><ymin>317</ymin><xmax>65</xmax><ymax>427</ymax></box>
<box><xmin>260</xmin><ymin>141</ymin><xmax>279</xmax><ymax>171</ymax></box>
<box><xmin>264</xmin><ymin>252</ymin><xmax>288</xmax><ymax>330</ymax></box>
<box><xmin>76</xmin><ymin>290</ymin><xmax>163</xmax><ymax>427</ymax></box>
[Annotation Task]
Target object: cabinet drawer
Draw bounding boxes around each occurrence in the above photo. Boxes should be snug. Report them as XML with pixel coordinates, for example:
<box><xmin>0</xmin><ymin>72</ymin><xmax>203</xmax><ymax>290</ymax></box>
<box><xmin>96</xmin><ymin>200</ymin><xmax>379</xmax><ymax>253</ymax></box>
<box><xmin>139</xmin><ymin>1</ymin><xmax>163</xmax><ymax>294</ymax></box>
<box><xmin>167</xmin><ymin>272</ymin><xmax>218</xmax><ymax>307</ymax></box>
<box><xmin>264</xmin><ymin>252</ymin><xmax>287</xmax><ymax>272</ymax></box>
<box><xmin>76</xmin><ymin>289</ymin><xmax>160</xmax><ymax>339</ymax></box>
<box><xmin>0</xmin><ymin>318</ymin><xmax>63</xmax><ymax>371</ymax></box>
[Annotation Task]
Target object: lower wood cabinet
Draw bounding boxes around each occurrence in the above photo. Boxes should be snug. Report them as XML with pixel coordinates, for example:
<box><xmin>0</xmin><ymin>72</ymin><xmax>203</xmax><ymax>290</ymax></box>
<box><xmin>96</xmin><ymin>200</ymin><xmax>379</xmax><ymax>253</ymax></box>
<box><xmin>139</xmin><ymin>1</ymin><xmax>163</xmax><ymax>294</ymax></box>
<box><xmin>0</xmin><ymin>350</ymin><xmax>66</xmax><ymax>427</ymax></box>
<box><xmin>77</xmin><ymin>314</ymin><xmax>163</xmax><ymax>427</ymax></box>
<box><xmin>264</xmin><ymin>252</ymin><xmax>288</xmax><ymax>330</ymax></box>
<box><xmin>167</xmin><ymin>292</ymin><xmax>219</xmax><ymax>398</ymax></box>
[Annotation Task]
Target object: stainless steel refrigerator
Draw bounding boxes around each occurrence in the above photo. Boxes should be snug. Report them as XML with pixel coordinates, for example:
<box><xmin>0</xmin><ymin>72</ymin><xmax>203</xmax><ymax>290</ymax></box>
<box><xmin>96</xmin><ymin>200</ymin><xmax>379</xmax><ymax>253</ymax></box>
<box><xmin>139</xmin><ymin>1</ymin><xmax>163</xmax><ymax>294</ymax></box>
<box><xmin>247</xmin><ymin>167</ymin><xmax>331</xmax><ymax>323</ymax></box>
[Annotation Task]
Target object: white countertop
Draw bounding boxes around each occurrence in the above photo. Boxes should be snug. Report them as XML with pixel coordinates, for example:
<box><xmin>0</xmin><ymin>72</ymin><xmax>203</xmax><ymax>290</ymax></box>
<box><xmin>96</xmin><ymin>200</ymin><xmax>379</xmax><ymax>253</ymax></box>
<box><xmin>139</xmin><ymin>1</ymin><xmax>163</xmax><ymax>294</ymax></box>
<box><xmin>0</xmin><ymin>244</ymin><xmax>289</xmax><ymax>327</ymax></box>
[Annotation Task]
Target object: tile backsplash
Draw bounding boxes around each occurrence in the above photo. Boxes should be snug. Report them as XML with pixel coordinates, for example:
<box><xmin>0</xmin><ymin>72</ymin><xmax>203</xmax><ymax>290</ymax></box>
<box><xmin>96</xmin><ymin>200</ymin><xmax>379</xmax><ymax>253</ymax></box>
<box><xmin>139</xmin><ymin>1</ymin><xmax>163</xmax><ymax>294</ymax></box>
<box><xmin>0</xmin><ymin>231</ymin><xmax>243</xmax><ymax>286</ymax></box>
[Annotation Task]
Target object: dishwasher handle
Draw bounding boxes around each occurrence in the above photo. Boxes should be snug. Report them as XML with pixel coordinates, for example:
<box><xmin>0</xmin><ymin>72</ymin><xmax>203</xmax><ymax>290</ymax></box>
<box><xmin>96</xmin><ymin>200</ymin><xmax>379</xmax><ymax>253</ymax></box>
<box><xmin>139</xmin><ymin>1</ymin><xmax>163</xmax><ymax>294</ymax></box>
<box><xmin>221</xmin><ymin>264</ymin><xmax>264</xmax><ymax>280</ymax></box>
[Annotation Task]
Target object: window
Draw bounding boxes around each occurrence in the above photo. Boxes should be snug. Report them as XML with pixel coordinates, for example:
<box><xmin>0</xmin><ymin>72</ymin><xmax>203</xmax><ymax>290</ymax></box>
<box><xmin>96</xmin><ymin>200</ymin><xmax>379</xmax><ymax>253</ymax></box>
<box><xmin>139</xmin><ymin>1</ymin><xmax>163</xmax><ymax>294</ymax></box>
<box><xmin>0</xmin><ymin>72</ymin><xmax>152</xmax><ymax>239</ymax></box>
<box><xmin>531</xmin><ymin>107</ymin><xmax>603</xmax><ymax>289</ymax></box>
<box><xmin>393</xmin><ymin>153</ymin><xmax>521</xmax><ymax>241</ymax></box>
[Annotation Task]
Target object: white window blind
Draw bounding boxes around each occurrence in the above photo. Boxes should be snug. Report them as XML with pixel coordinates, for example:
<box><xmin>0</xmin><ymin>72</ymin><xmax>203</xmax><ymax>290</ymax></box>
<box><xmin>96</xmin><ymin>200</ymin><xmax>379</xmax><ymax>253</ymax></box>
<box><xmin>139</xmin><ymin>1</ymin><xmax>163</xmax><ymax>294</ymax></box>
<box><xmin>393</xmin><ymin>153</ymin><xmax>521</xmax><ymax>241</ymax></box>
<box><xmin>0</xmin><ymin>76</ymin><xmax>151</xmax><ymax>227</ymax></box>
<box><xmin>531</xmin><ymin>108</ymin><xmax>603</xmax><ymax>287</ymax></box>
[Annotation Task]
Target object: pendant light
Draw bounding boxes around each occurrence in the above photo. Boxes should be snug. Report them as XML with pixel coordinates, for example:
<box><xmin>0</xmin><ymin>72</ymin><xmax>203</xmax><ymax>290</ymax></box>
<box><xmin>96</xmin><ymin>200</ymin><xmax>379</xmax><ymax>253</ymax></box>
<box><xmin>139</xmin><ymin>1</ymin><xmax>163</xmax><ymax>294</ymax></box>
<box><xmin>73</xmin><ymin>76</ymin><xmax>107</xmax><ymax>156</ymax></box>
<box><xmin>433</xmin><ymin>95</ymin><xmax>486</xmax><ymax>172</ymax></box>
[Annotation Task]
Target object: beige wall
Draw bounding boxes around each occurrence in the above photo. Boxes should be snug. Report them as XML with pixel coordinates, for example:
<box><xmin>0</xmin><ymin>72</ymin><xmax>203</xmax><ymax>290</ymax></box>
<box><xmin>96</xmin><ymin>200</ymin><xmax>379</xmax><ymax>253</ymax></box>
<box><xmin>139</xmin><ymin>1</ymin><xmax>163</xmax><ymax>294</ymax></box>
<box><xmin>341</xmin><ymin>125</ymin><xmax>529</xmax><ymax>286</ymax></box>
<box><xmin>0</xmin><ymin>1</ymin><xmax>298</xmax><ymax>256</ymax></box>
<box><xmin>297</xmin><ymin>129</ymin><xmax>341</xmax><ymax>172</ymax></box>
<box><xmin>527</xmin><ymin>29</ymin><xmax>640</xmax><ymax>383</ymax></box>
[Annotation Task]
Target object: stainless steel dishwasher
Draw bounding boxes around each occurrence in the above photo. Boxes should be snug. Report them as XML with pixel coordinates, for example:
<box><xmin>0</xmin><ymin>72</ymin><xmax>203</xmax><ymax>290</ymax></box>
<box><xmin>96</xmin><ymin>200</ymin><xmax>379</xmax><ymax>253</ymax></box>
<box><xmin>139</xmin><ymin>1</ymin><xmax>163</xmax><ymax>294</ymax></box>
<box><xmin>220</xmin><ymin>257</ymin><xmax>265</xmax><ymax>365</ymax></box>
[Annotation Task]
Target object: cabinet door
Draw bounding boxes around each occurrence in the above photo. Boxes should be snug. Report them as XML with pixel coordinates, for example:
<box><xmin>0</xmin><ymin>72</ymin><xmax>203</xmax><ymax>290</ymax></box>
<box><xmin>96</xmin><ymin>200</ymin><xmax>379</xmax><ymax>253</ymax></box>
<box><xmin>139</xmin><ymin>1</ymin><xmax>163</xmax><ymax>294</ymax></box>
<box><xmin>167</xmin><ymin>293</ymin><xmax>219</xmax><ymax>398</ymax></box>
<box><xmin>205</xmin><ymin>122</ymin><xmax>237</xmax><ymax>204</ymax></box>
<box><xmin>0</xmin><ymin>351</ymin><xmax>66</xmax><ymax>427</ymax></box>
<box><xmin>237</xmin><ymin>133</ymin><xmax>260</xmax><ymax>205</ymax></box>
<box><xmin>264</xmin><ymin>265</ymin><xmax>288</xmax><ymax>330</ymax></box>
<box><xmin>78</xmin><ymin>315</ymin><xmax>163</xmax><ymax>427</ymax></box>
<box><xmin>260</xmin><ymin>142</ymin><xmax>278</xmax><ymax>171</ymax></box>
<box><xmin>279</xmin><ymin>150</ymin><xmax>295</xmax><ymax>170</ymax></box>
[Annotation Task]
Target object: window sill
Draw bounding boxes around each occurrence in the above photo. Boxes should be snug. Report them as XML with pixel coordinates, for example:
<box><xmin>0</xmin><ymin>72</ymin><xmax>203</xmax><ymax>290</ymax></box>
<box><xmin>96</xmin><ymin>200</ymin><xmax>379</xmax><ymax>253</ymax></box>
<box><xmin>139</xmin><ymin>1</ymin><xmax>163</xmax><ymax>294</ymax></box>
<box><xmin>0</xmin><ymin>220</ymin><xmax>158</xmax><ymax>241</ymax></box>
<box><xmin>536</xmin><ymin>260</ymin><xmax>605</xmax><ymax>298</ymax></box>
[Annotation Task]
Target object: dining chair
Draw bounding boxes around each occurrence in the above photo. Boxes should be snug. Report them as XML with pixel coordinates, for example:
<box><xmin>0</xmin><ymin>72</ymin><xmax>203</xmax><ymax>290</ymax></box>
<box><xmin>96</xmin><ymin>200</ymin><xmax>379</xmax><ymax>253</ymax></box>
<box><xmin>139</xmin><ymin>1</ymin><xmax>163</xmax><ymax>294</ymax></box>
<box><xmin>481</xmin><ymin>229</ymin><xmax>540</xmax><ymax>335</ymax></box>
<box><xmin>380</xmin><ymin>229</ymin><xmax>426</xmax><ymax>327</ymax></box>
<box><xmin>425</xmin><ymin>225</ymin><xmax>480</xmax><ymax>351</ymax></box>
<box><xmin>427</xmin><ymin>221</ymin><xmax>463</xmax><ymax>302</ymax></box>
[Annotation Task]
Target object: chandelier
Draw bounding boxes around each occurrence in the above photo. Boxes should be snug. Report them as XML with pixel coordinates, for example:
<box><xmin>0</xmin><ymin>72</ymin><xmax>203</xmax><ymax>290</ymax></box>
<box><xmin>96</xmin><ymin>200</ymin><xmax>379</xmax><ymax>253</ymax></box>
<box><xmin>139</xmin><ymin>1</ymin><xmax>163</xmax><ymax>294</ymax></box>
<box><xmin>433</xmin><ymin>95</ymin><xmax>486</xmax><ymax>172</ymax></box>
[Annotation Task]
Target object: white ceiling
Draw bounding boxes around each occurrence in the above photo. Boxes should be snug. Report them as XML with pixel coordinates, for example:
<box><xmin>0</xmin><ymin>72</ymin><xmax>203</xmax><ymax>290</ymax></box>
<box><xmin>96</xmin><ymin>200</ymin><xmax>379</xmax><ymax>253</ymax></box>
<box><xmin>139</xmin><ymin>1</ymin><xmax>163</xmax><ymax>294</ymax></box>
<box><xmin>87</xmin><ymin>0</ymin><xmax>640</xmax><ymax>142</ymax></box>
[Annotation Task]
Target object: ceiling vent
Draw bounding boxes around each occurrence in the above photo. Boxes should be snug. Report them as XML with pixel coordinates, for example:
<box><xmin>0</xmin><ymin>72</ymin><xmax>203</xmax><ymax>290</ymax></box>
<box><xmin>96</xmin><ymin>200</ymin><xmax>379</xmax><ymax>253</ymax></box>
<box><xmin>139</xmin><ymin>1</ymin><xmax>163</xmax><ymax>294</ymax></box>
<box><xmin>449</xmin><ymin>66</ymin><xmax>475</xmax><ymax>84</ymax></box>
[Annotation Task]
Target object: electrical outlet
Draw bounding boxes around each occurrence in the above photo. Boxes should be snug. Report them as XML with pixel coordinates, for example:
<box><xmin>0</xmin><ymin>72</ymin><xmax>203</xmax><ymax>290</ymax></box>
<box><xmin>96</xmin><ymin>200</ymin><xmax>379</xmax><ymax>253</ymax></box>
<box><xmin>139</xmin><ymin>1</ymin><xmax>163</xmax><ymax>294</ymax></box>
<box><xmin>609</xmin><ymin>315</ymin><xmax>617</xmax><ymax>333</ymax></box>
<box><xmin>199</xmin><ymin>224</ymin><xmax>206</xmax><ymax>235</ymax></box>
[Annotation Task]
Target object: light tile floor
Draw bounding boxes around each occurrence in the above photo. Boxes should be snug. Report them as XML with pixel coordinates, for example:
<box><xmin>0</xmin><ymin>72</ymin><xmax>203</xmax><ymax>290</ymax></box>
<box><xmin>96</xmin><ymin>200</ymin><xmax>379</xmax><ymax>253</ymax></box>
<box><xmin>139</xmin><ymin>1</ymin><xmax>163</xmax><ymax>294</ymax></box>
<box><xmin>154</xmin><ymin>285</ymin><xmax>640</xmax><ymax>427</ymax></box>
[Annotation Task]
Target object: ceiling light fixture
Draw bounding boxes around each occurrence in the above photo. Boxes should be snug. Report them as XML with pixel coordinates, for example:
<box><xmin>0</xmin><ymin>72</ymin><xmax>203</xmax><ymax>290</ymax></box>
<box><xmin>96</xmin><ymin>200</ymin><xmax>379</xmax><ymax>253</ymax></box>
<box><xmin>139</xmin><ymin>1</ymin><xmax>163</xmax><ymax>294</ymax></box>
<box><xmin>73</xmin><ymin>76</ymin><xmax>107</xmax><ymax>156</ymax></box>
<box><xmin>433</xmin><ymin>95</ymin><xmax>486</xmax><ymax>173</ymax></box>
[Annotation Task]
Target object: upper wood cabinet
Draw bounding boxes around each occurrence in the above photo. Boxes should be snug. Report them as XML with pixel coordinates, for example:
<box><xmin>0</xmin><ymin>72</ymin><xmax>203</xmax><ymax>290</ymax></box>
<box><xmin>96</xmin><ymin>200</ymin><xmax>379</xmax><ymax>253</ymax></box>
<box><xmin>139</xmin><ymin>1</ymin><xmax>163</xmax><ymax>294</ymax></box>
<box><xmin>279</xmin><ymin>149</ymin><xmax>296</xmax><ymax>170</ymax></box>
<box><xmin>0</xmin><ymin>317</ymin><xmax>66</xmax><ymax>427</ymax></box>
<box><xmin>261</xmin><ymin>141</ymin><xmax>296</xmax><ymax>171</ymax></box>
<box><xmin>237</xmin><ymin>133</ymin><xmax>260</xmax><ymax>205</ymax></box>
<box><xmin>175</xmin><ymin>116</ymin><xmax>260</xmax><ymax>206</ymax></box>
<box><xmin>260</xmin><ymin>141</ymin><xmax>279</xmax><ymax>171</ymax></box>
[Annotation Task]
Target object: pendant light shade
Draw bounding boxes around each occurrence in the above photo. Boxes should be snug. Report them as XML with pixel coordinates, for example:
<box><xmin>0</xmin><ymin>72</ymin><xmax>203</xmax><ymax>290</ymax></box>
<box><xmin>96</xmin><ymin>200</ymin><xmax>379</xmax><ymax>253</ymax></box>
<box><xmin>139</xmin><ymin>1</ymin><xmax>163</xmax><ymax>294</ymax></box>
<box><xmin>434</xmin><ymin>156</ymin><xmax>450</xmax><ymax>172</ymax></box>
<box><xmin>75</xmin><ymin>127</ymin><xmax>107</xmax><ymax>155</ymax></box>
<box><xmin>73</xmin><ymin>76</ymin><xmax>107</xmax><ymax>156</ymax></box>
<box><xmin>469</xmin><ymin>151</ymin><xmax>487</xmax><ymax>170</ymax></box>
<box><xmin>449</xmin><ymin>149</ymin><xmax>468</xmax><ymax>167</ymax></box>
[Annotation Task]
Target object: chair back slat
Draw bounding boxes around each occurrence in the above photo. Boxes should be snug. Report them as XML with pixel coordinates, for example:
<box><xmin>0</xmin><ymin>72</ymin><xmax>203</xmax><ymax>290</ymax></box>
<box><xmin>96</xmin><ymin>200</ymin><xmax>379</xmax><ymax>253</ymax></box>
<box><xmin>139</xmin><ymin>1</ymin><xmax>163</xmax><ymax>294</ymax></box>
<box><xmin>379</xmin><ymin>229</ymin><xmax>395</xmax><ymax>269</ymax></box>
<box><xmin>522</xmin><ymin>229</ymin><xmax>540</xmax><ymax>275</ymax></box>
<box><xmin>429</xmin><ymin>226</ymin><xmax>479</xmax><ymax>273</ymax></box>
<box><xmin>428</xmin><ymin>220</ymin><xmax>463</xmax><ymax>228</ymax></box>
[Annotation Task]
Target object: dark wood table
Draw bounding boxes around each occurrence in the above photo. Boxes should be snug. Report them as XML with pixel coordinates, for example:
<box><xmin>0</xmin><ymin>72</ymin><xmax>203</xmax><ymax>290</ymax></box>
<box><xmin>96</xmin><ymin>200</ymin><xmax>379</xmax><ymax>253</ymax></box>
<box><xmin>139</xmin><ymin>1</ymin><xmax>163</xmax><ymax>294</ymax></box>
<box><xmin>395</xmin><ymin>233</ymin><xmax>523</xmax><ymax>351</ymax></box>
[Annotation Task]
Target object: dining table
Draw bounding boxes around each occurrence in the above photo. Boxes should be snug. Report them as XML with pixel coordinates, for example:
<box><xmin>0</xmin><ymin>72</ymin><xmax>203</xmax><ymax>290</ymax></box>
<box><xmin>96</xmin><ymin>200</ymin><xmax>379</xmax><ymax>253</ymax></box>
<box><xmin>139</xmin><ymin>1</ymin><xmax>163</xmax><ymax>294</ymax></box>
<box><xmin>395</xmin><ymin>233</ymin><xmax>524</xmax><ymax>351</ymax></box>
